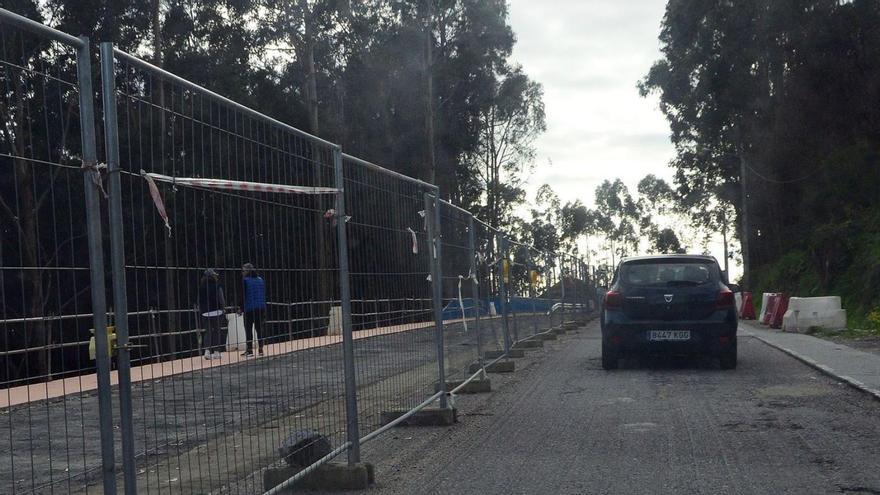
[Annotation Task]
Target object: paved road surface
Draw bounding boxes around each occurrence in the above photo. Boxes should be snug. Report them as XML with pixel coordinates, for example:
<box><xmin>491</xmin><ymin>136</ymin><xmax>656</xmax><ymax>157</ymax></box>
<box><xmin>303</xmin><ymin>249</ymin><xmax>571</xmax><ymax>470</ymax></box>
<box><xmin>362</xmin><ymin>321</ymin><xmax>880</xmax><ymax>495</ymax></box>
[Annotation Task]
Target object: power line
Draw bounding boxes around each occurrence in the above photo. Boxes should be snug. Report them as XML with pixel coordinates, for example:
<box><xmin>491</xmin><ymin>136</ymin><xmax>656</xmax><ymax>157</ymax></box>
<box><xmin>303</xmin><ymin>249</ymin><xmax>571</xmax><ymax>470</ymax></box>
<box><xmin>744</xmin><ymin>161</ymin><xmax>824</xmax><ymax>184</ymax></box>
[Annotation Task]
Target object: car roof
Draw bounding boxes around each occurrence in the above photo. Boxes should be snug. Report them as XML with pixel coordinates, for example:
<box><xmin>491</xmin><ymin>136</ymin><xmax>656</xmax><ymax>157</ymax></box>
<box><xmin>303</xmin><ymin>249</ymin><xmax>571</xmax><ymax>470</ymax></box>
<box><xmin>619</xmin><ymin>254</ymin><xmax>718</xmax><ymax>264</ymax></box>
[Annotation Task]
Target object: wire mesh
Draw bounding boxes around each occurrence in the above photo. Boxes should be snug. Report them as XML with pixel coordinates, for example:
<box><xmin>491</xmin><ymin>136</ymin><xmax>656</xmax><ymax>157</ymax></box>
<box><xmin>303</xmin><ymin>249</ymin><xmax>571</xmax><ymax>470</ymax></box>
<box><xmin>469</xmin><ymin>221</ymin><xmax>507</xmax><ymax>360</ymax></box>
<box><xmin>0</xmin><ymin>12</ymin><xmax>598</xmax><ymax>493</ymax></box>
<box><xmin>436</xmin><ymin>201</ymin><xmax>482</xmax><ymax>382</ymax></box>
<box><xmin>0</xmin><ymin>18</ymin><xmax>111</xmax><ymax>494</ymax></box>
<box><xmin>343</xmin><ymin>158</ymin><xmax>438</xmax><ymax>440</ymax></box>
<box><xmin>341</xmin><ymin>156</ymin><xmax>439</xmax><ymax>438</ymax></box>
<box><xmin>101</xmin><ymin>49</ymin><xmax>348</xmax><ymax>493</ymax></box>
<box><xmin>505</xmin><ymin>240</ymin><xmax>551</xmax><ymax>341</ymax></box>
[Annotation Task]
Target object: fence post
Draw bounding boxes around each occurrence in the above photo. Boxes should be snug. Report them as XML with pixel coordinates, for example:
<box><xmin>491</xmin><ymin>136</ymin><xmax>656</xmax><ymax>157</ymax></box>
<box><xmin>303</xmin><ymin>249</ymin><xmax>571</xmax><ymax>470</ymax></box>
<box><xmin>509</xmin><ymin>244</ymin><xmax>519</xmax><ymax>343</ymax></box>
<box><xmin>498</xmin><ymin>236</ymin><xmax>512</xmax><ymax>354</ymax></box>
<box><xmin>333</xmin><ymin>146</ymin><xmax>361</xmax><ymax>465</ymax></box>
<box><xmin>571</xmin><ymin>256</ymin><xmax>576</xmax><ymax>319</ymax></box>
<box><xmin>424</xmin><ymin>193</ymin><xmax>448</xmax><ymax>408</ymax></box>
<box><xmin>309</xmin><ymin>301</ymin><xmax>315</xmax><ymax>338</ymax></box>
<box><xmin>559</xmin><ymin>254</ymin><xmax>568</xmax><ymax>325</ymax></box>
<box><xmin>76</xmin><ymin>37</ymin><xmax>117</xmax><ymax>495</ymax></box>
<box><xmin>531</xmin><ymin>254</ymin><xmax>538</xmax><ymax>336</ymax></box>
<box><xmin>287</xmin><ymin>303</ymin><xmax>293</xmax><ymax>342</ymax></box>
<box><xmin>580</xmin><ymin>260</ymin><xmax>587</xmax><ymax>316</ymax></box>
<box><xmin>374</xmin><ymin>299</ymin><xmax>379</xmax><ymax>329</ymax></box>
<box><xmin>467</xmin><ymin>215</ymin><xmax>483</xmax><ymax>369</ymax></box>
<box><xmin>100</xmin><ymin>41</ymin><xmax>137</xmax><ymax>494</ymax></box>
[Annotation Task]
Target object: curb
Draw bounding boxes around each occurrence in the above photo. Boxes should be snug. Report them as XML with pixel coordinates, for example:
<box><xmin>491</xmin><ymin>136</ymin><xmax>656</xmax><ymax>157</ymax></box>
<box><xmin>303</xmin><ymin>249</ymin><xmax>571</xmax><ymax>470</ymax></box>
<box><xmin>744</xmin><ymin>330</ymin><xmax>880</xmax><ymax>402</ymax></box>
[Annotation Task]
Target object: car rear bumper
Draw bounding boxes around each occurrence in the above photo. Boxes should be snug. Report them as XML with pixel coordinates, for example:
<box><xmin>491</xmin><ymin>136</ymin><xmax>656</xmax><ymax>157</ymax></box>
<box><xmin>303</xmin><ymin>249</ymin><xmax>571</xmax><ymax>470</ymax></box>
<box><xmin>602</xmin><ymin>320</ymin><xmax>737</xmax><ymax>356</ymax></box>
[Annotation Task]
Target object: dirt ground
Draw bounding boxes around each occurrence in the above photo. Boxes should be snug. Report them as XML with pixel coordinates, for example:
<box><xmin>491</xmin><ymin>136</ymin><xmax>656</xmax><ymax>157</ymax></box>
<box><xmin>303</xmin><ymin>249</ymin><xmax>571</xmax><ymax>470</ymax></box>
<box><xmin>1</xmin><ymin>312</ymin><xmax>551</xmax><ymax>495</ymax></box>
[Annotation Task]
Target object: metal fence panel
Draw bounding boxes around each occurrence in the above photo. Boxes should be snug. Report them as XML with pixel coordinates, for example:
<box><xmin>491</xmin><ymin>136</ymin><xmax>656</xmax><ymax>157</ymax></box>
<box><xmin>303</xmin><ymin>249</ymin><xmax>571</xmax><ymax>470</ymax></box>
<box><xmin>0</xmin><ymin>9</ymin><xmax>116</xmax><ymax>494</ymax></box>
<box><xmin>102</xmin><ymin>46</ymin><xmax>348</xmax><ymax>493</ymax></box>
<box><xmin>437</xmin><ymin>200</ymin><xmax>482</xmax><ymax>383</ymax></box>
<box><xmin>341</xmin><ymin>155</ymin><xmax>443</xmax><ymax>439</ymax></box>
<box><xmin>0</xmin><ymin>10</ymin><xmax>598</xmax><ymax>494</ymax></box>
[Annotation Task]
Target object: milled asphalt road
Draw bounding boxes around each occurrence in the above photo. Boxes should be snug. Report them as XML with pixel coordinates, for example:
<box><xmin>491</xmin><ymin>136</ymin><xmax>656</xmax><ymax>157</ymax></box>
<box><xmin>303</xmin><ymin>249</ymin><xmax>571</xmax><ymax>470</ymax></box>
<box><xmin>356</xmin><ymin>321</ymin><xmax>880</xmax><ymax>495</ymax></box>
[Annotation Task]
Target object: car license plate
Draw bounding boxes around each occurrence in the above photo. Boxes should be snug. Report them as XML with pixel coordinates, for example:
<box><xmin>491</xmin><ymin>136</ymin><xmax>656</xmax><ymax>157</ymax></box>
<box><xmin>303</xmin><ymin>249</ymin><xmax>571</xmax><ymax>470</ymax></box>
<box><xmin>647</xmin><ymin>330</ymin><xmax>690</xmax><ymax>341</ymax></box>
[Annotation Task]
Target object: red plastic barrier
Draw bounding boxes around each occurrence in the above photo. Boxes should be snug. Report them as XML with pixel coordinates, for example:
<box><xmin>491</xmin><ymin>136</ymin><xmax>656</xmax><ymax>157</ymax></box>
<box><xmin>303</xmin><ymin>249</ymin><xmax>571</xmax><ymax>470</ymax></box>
<box><xmin>762</xmin><ymin>295</ymin><xmax>779</xmax><ymax>325</ymax></box>
<box><xmin>740</xmin><ymin>292</ymin><xmax>756</xmax><ymax>320</ymax></box>
<box><xmin>769</xmin><ymin>294</ymin><xmax>789</xmax><ymax>329</ymax></box>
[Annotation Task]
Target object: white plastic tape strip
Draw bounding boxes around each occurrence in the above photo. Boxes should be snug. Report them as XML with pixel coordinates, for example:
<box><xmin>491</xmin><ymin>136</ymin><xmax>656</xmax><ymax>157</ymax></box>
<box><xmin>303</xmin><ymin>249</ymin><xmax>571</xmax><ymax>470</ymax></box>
<box><xmin>458</xmin><ymin>275</ymin><xmax>468</xmax><ymax>332</ymax></box>
<box><xmin>145</xmin><ymin>172</ymin><xmax>340</xmax><ymax>195</ymax></box>
<box><xmin>457</xmin><ymin>267</ymin><xmax>474</xmax><ymax>332</ymax></box>
<box><xmin>407</xmin><ymin>228</ymin><xmax>418</xmax><ymax>254</ymax></box>
<box><xmin>142</xmin><ymin>171</ymin><xmax>172</xmax><ymax>236</ymax></box>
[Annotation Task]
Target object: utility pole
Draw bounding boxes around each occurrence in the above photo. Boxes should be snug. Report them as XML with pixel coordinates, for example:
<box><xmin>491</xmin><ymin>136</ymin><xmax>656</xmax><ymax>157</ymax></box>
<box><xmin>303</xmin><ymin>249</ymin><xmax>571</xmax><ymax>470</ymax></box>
<box><xmin>721</xmin><ymin>209</ymin><xmax>730</xmax><ymax>280</ymax></box>
<box><xmin>739</xmin><ymin>154</ymin><xmax>751</xmax><ymax>290</ymax></box>
<box><xmin>423</xmin><ymin>0</ymin><xmax>436</xmax><ymax>185</ymax></box>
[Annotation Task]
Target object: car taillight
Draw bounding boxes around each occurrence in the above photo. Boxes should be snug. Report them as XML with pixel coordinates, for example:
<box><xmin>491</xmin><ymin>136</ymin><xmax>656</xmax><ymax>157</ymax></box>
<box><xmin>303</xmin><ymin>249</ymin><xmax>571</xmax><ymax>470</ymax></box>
<box><xmin>715</xmin><ymin>288</ymin><xmax>735</xmax><ymax>310</ymax></box>
<box><xmin>605</xmin><ymin>290</ymin><xmax>622</xmax><ymax>310</ymax></box>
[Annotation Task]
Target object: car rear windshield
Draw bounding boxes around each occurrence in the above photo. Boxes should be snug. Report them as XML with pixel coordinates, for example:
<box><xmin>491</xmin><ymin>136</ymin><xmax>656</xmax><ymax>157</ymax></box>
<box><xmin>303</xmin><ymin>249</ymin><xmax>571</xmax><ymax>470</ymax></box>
<box><xmin>620</xmin><ymin>259</ymin><xmax>719</xmax><ymax>287</ymax></box>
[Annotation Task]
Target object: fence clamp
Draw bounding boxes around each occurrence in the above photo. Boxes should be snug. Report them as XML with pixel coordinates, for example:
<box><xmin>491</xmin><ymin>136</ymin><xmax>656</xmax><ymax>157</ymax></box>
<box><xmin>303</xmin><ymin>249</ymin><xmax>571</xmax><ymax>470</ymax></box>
<box><xmin>116</xmin><ymin>343</ymin><xmax>148</xmax><ymax>351</ymax></box>
<box><xmin>82</xmin><ymin>160</ymin><xmax>108</xmax><ymax>198</ymax></box>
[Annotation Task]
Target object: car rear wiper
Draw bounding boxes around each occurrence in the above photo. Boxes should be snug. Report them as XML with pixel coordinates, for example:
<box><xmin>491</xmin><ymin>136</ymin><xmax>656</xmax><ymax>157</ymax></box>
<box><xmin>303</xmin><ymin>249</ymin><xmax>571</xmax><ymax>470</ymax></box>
<box><xmin>666</xmin><ymin>280</ymin><xmax>702</xmax><ymax>287</ymax></box>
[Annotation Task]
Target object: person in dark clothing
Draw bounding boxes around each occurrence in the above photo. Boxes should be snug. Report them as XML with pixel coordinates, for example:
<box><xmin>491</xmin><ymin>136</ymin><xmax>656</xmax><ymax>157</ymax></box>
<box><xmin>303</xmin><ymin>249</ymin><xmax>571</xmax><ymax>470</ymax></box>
<box><xmin>198</xmin><ymin>269</ymin><xmax>227</xmax><ymax>360</ymax></box>
<box><xmin>239</xmin><ymin>262</ymin><xmax>266</xmax><ymax>356</ymax></box>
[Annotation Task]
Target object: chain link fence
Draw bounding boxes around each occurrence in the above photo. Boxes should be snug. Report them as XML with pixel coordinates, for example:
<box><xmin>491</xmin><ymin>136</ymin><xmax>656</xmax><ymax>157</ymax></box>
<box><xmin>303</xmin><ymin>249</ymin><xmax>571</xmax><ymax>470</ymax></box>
<box><xmin>0</xmin><ymin>8</ymin><xmax>600</xmax><ymax>494</ymax></box>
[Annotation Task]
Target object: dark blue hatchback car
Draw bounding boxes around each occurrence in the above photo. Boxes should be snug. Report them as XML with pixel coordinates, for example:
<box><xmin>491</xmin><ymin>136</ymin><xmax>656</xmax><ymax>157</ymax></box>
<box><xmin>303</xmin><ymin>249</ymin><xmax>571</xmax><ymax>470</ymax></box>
<box><xmin>600</xmin><ymin>255</ymin><xmax>738</xmax><ymax>370</ymax></box>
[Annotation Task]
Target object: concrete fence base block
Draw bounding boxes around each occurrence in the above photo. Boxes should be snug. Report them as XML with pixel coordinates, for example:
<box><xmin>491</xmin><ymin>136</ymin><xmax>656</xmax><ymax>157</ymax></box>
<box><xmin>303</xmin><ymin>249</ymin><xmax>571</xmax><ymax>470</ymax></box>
<box><xmin>553</xmin><ymin>327</ymin><xmax>567</xmax><ymax>335</ymax></box>
<box><xmin>380</xmin><ymin>407</ymin><xmax>457</xmax><ymax>427</ymax></box>
<box><xmin>437</xmin><ymin>378</ymin><xmax>492</xmax><ymax>394</ymax></box>
<box><xmin>484</xmin><ymin>349</ymin><xmax>525</xmax><ymax>359</ymax></box>
<box><xmin>263</xmin><ymin>462</ymin><xmax>375</xmax><ymax>493</ymax></box>
<box><xmin>471</xmin><ymin>360</ymin><xmax>515</xmax><ymax>374</ymax></box>
<box><xmin>513</xmin><ymin>340</ymin><xmax>544</xmax><ymax>349</ymax></box>
<box><xmin>563</xmin><ymin>321</ymin><xmax>579</xmax><ymax>330</ymax></box>
<box><xmin>539</xmin><ymin>333</ymin><xmax>558</xmax><ymax>341</ymax></box>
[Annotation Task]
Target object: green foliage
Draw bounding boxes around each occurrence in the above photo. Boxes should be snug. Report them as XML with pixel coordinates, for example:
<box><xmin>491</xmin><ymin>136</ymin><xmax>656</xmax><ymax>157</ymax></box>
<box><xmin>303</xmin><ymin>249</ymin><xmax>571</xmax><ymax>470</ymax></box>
<box><xmin>752</xmin><ymin>250</ymin><xmax>821</xmax><ymax>297</ymax></box>
<box><xmin>868</xmin><ymin>308</ymin><xmax>880</xmax><ymax>330</ymax></box>
<box><xmin>752</xmin><ymin>212</ymin><xmax>880</xmax><ymax>328</ymax></box>
<box><xmin>7</xmin><ymin>0</ymin><xmax>544</xmax><ymax>234</ymax></box>
<box><xmin>641</xmin><ymin>0</ymin><xmax>880</xmax><ymax>285</ymax></box>
<box><xmin>648</xmin><ymin>227</ymin><xmax>685</xmax><ymax>254</ymax></box>
<box><xmin>806</xmin><ymin>326</ymin><xmax>880</xmax><ymax>340</ymax></box>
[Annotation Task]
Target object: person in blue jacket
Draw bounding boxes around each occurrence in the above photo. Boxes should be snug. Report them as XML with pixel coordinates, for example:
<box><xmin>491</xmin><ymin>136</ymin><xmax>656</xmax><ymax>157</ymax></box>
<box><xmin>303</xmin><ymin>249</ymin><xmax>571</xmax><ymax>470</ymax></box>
<box><xmin>239</xmin><ymin>262</ymin><xmax>266</xmax><ymax>356</ymax></box>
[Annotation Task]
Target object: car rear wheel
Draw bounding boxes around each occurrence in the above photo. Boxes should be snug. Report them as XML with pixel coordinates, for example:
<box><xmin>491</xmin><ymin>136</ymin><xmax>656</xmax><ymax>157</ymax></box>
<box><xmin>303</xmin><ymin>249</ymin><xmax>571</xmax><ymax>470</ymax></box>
<box><xmin>719</xmin><ymin>342</ymin><xmax>737</xmax><ymax>370</ymax></box>
<box><xmin>601</xmin><ymin>339</ymin><xmax>619</xmax><ymax>370</ymax></box>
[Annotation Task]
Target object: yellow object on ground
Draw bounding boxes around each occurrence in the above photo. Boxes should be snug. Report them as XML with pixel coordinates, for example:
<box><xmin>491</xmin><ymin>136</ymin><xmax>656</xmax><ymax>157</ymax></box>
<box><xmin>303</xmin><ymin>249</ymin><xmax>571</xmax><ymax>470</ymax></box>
<box><xmin>89</xmin><ymin>325</ymin><xmax>117</xmax><ymax>361</ymax></box>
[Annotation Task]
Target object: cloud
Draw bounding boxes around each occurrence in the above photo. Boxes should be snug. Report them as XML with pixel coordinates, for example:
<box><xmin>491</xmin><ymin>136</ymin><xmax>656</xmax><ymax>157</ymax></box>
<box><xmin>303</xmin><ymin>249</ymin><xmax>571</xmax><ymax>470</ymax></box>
<box><xmin>507</xmin><ymin>0</ymin><xmax>741</xmax><ymax>278</ymax></box>
<box><xmin>509</xmin><ymin>0</ymin><xmax>675</xmax><ymax>204</ymax></box>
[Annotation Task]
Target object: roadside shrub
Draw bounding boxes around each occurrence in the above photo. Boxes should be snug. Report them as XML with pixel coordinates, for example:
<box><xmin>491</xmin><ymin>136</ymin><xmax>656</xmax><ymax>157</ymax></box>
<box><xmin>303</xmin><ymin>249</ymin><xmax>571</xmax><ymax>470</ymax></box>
<box><xmin>868</xmin><ymin>308</ymin><xmax>880</xmax><ymax>330</ymax></box>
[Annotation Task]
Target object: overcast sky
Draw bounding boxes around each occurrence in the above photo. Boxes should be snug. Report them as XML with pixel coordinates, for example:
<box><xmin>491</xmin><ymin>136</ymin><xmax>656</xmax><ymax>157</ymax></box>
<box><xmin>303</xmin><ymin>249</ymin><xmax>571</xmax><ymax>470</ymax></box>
<box><xmin>508</xmin><ymin>0</ymin><xmax>673</xmax><ymax>204</ymax></box>
<box><xmin>507</xmin><ymin>0</ymin><xmax>740</xmax><ymax>278</ymax></box>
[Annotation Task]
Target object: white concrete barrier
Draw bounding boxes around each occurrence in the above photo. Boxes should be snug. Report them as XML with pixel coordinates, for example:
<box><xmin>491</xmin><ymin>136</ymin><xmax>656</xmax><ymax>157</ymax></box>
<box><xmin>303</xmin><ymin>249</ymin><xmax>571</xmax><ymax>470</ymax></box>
<box><xmin>782</xmin><ymin>296</ymin><xmax>847</xmax><ymax>333</ymax></box>
<box><xmin>735</xmin><ymin>292</ymin><xmax>743</xmax><ymax>314</ymax></box>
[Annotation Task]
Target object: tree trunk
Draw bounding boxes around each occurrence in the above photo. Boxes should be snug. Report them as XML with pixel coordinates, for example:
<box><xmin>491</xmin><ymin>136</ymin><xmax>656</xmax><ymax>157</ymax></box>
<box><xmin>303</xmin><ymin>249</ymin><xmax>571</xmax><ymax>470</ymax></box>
<box><xmin>722</xmin><ymin>211</ymin><xmax>730</xmax><ymax>279</ymax></box>
<box><xmin>305</xmin><ymin>34</ymin><xmax>319</xmax><ymax>136</ymax></box>
<box><xmin>17</xmin><ymin>157</ymin><xmax>48</xmax><ymax>378</ymax></box>
<box><xmin>299</xmin><ymin>8</ymin><xmax>332</xmax><ymax>332</ymax></box>
<box><xmin>7</xmin><ymin>73</ymin><xmax>48</xmax><ymax>380</ymax></box>
<box><xmin>153</xmin><ymin>0</ymin><xmax>179</xmax><ymax>356</ymax></box>
<box><xmin>423</xmin><ymin>0</ymin><xmax>436</xmax><ymax>185</ymax></box>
